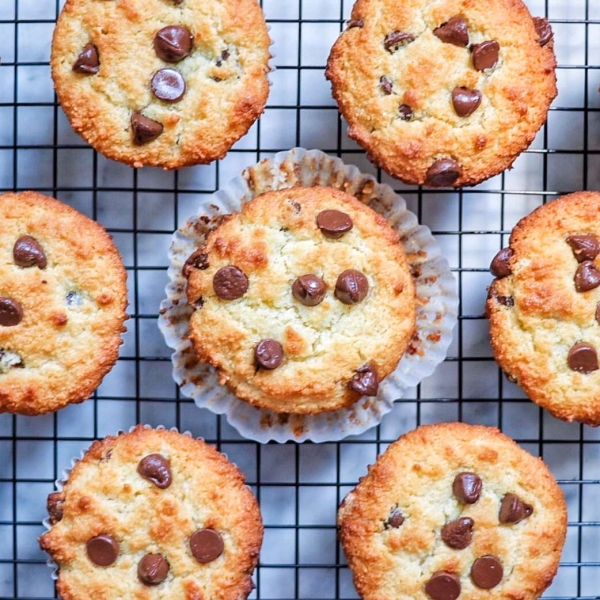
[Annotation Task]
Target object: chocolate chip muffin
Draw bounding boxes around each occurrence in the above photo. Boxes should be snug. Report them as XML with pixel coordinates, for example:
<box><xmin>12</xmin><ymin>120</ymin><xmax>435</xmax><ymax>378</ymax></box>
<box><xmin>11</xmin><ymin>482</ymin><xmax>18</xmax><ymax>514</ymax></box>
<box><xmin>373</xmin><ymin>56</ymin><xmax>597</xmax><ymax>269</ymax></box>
<box><xmin>51</xmin><ymin>0</ymin><xmax>270</xmax><ymax>169</ymax></box>
<box><xmin>326</xmin><ymin>0</ymin><xmax>556</xmax><ymax>187</ymax></box>
<box><xmin>39</xmin><ymin>426</ymin><xmax>263</xmax><ymax>600</ymax></box>
<box><xmin>338</xmin><ymin>423</ymin><xmax>567</xmax><ymax>600</ymax></box>
<box><xmin>184</xmin><ymin>186</ymin><xmax>416</xmax><ymax>414</ymax></box>
<box><xmin>487</xmin><ymin>192</ymin><xmax>600</xmax><ymax>426</ymax></box>
<box><xmin>0</xmin><ymin>192</ymin><xmax>127</xmax><ymax>415</ymax></box>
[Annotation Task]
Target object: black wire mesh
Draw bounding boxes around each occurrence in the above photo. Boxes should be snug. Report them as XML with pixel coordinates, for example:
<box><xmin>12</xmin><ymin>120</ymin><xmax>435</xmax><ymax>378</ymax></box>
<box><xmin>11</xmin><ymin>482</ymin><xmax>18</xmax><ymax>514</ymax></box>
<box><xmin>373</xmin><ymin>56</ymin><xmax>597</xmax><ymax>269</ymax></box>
<box><xmin>1</xmin><ymin>0</ymin><xmax>600</xmax><ymax>598</ymax></box>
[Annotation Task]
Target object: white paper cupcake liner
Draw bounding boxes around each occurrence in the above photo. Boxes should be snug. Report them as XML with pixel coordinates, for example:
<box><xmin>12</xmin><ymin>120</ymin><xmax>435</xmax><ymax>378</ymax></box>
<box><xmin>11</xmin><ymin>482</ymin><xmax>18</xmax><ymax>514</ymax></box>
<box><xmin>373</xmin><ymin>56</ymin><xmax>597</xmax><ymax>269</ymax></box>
<box><xmin>158</xmin><ymin>148</ymin><xmax>458</xmax><ymax>443</ymax></box>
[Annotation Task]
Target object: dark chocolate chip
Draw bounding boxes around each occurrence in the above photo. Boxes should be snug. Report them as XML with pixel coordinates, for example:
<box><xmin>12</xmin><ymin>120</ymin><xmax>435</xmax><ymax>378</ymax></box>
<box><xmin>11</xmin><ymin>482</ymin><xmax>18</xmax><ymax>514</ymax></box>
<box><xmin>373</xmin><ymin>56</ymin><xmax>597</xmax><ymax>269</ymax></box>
<box><xmin>131</xmin><ymin>112</ymin><xmax>164</xmax><ymax>144</ymax></box>
<box><xmin>568</xmin><ymin>342</ymin><xmax>599</xmax><ymax>374</ymax></box>
<box><xmin>385</xmin><ymin>508</ymin><xmax>404</xmax><ymax>528</ymax></box>
<box><xmin>47</xmin><ymin>492</ymin><xmax>64</xmax><ymax>524</ymax></box>
<box><xmin>533</xmin><ymin>17</ymin><xmax>553</xmax><ymax>47</ymax></box>
<box><xmin>182</xmin><ymin>250</ymin><xmax>209</xmax><ymax>278</ymax></box>
<box><xmin>490</xmin><ymin>247</ymin><xmax>513</xmax><ymax>278</ymax></box>
<box><xmin>499</xmin><ymin>493</ymin><xmax>533</xmax><ymax>524</ymax></box>
<box><xmin>471</xmin><ymin>40</ymin><xmax>500</xmax><ymax>71</ymax></box>
<box><xmin>425</xmin><ymin>571</ymin><xmax>461</xmax><ymax>600</ymax></box>
<box><xmin>380</xmin><ymin>76</ymin><xmax>393</xmax><ymax>95</ymax></box>
<box><xmin>13</xmin><ymin>235</ymin><xmax>47</xmax><ymax>269</ymax></box>
<box><xmin>138</xmin><ymin>553</ymin><xmax>170</xmax><ymax>586</ymax></box>
<box><xmin>335</xmin><ymin>269</ymin><xmax>369</xmax><ymax>304</ymax></box>
<box><xmin>151</xmin><ymin>68</ymin><xmax>186</xmax><ymax>102</ymax></box>
<box><xmin>190</xmin><ymin>529</ymin><xmax>224</xmax><ymax>564</ymax></box>
<box><xmin>452</xmin><ymin>86</ymin><xmax>482</xmax><ymax>117</ymax></box>
<box><xmin>384</xmin><ymin>31</ymin><xmax>415</xmax><ymax>53</ymax></box>
<box><xmin>399</xmin><ymin>104</ymin><xmax>414</xmax><ymax>121</ymax></box>
<box><xmin>496</xmin><ymin>295</ymin><xmax>514</xmax><ymax>307</ymax></box>
<box><xmin>433</xmin><ymin>16</ymin><xmax>469</xmax><ymax>47</ymax></box>
<box><xmin>567</xmin><ymin>234</ymin><xmax>600</xmax><ymax>263</ymax></box>
<box><xmin>574</xmin><ymin>261</ymin><xmax>600</xmax><ymax>292</ymax></box>
<box><xmin>453</xmin><ymin>472</ymin><xmax>482</xmax><ymax>504</ymax></box>
<box><xmin>347</xmin><ymin>18</ymin><xmax>364</xmax><ymax>29</ymax></box>
<box><xmin>255</xmin><ymin>339</ymin><xmax>284</xmax><ymax>370</ymax></box>
<box><xmin>73</xmin><ymin>43</ymin><xmax>99</xmax><ymax>74</ymax></box>
<box><xmin>471</xmin><ymin>556</ymin><xmax>504</xmax><ymax>589</ymax></box>
<box><xmin>213</xmin><ymin>266</ymin><xmax>248</xmax><ymax>300</ymax></box>
<box><xmin>349</xmin><ymin>363</ymin><xmax>379</xmax><ymax>396</ymax></box>
<box><xmin>154</xmin><ymin>25</ymin><xmax>193</xmax><ymax>62</ymax></box>
<box><xmin>596</xmin><ymin>302</ymin><xmax>600</xmax><ymax>325</ymax></box>
<box><xmin>425</xmin><ymin>159</ymin><xmax>461</xmax><ymax>187</ymax></box>
<box><xmin>86</xmin><ymin>534</ymin><xmax>119</xmax><ymax>566</ymax></box>
<box><xmin>0</xmin><ymin>298</ymin><xmax>23</xmax><ymax>327</ymax></box>
<box><xmin>137</xmin><ymin>454</ymin><xmax>172</xmax><ymax>489</ymax></box>
<box><xmin>441</xmin><ymin>517</ymin><xmax>474</xmax><ymax>550</ymax></box>
<box><xmin>292</xmin><ymin>274</ymin><xmax>327</xmax><ymax>307</ymax></box>
<box><xmin>316</xmin><ymin>209</ymin><xmax>353</xmax><ymax>239</ymax></box>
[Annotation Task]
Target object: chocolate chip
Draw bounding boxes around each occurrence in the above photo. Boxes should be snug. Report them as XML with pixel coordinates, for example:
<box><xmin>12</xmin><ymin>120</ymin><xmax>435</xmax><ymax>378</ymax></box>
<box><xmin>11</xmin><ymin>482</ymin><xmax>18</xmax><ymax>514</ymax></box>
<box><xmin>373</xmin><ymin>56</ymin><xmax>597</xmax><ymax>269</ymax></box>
<box><xmin>384</xmin><ymin>31</ymin><xmax>415</xmax><ymax>53</ymax></box>
<box><xmin>441</xmin><ymin>517</ymin><xmax>474</xmax><ymax>549</ymax></box>
<box><xmin>433</xmin><ymin>16</ymin><xmax>469</xmax><ymax>47</ymax></box>
<box><xmin>533</xmin><ymin>17</ymin><xmax>553</xmax><ymax>47</ymax></box>
<box><xmin>349</xmin><ymin>363</ymin><xmax>379</xmax><ymax>396</ymax></box>
<box><xmin>452</xmin><ymin>87</ymin><xmax>482</xmax><ymax>117</ymax></box>
<box><xmin>471</xmin><ymin>556</ymin><xmax>504</xmax><ymax>589</ymax></box>
<box><xmin>471</xmin><ymin>40</ymin><xmax>500</xmax><ymax>71</ymax></box>
<box><xmin>13</xmin><ymin>235</ymin><xmax>47</xmax><ymax>269</ymax></box>
<box><xmin>385</xmin><ymin>508</ymin><xmax>404</xmax><ymax>528</ymax></box>
<box><xmin>47</xmin><ymin>492</ymin><xmax>64</xmax><ymax>524</ymax></box>
<box><xmin>567</xmin><ymin>234</ymin><xmax>600</xmax><ymax>263</ymax></box>
<box><xmin>425</xmin><ymin>571</ymin><xmax>461</xmax><ymax>600</ymax></box>
<box><xmin>190</xmin><ymin>529</ymin><xmax>224</xmax><ymax>564</ymax></box>
<box><xmin>0</xmin><ymin>298</ymin><xmax>23</xmax><ymax>327</ymax></box>
<box><xmin>453</xmin><ymin>472</ymin><xmax>482</xmax><ymax>504</ymax></box>
<box><xmin>213</xmin><ymin>266</ymin><xmax>248</xmax><ymax>300</ymax></box>
<box><xmin>335</xmin><ymin>269</ymin><xmax>368</xmax><ymax>304</ymax></box>
<box><xmin>568</xmin><ymin>342</ymin><xmax>599</xmax><ymax>374</ymax></box>
<box><xmin>574</xmin><ymin>261</ymin><xmax>600</xmax><ymax>292</ymax></box>
<box><xmin>182</xmin><ymin>250</ymin><xmax>209</xmax><ymax>278</ymax></box>
<box><xmin>292</xmin><ymin>274</ymin><xmax>327</xmax><ymax>306</ymax></box>
<box><xmin>154</xmin><ymin>25</ymin><xmax>193</xmax><ymax>62</ymax></box>
<box><xmin>399</xmin><ymin>104</ymin><xmax>414</xmax><ymax>121</ymax></box>
<box><xmin>255</xmin><ymin>339</ymin><xmax>284</xmax><ymax>370</ymax></box>
<box><xmin>496</xmin><ymin>295</ymin><xmax>514</xmax><ymax>307</ymax></box>
<box><xmin>86</xmin><ymin>534</ymin><xmax>119</xmax><ymax>566</ymax></box>
<box><xmin>347</xmin><ymin>18</ymin><xmax>364</xmax><ymax>29</ymax></box>
<box><xmin>137</xmin><ymin>454</ymin><xmax>172</xmax><ymax>489</ymax></box>
<box><xmin>151</xmin><ymin>68</ymin><xmax>186</xmax><ymax>102</ymax></box>
<box><xmin>131</xmin><ymin>112</ymin><xmax>164</xmax><ymax>144</ymax></box>
<box><xmin>425</xmin><ymin>159</ymin><xmax>461</xmax><ymax>187</ymax></box>
<box><xmin>138</xmin><ymin>553</ymin><xmax>170</xmax><ymax>586</ymax></box>
<box><xmin>490</xmin><ymin>247</ymin><xmax>513</xmax><ymax>278</ymax></box>
<box><xmin>380</xmin><ymin>76</ymin><xmax>393</xmax><ymax>95</ymax></box>
<box><xmin>499</xmin><ymin>493</ymin><xmax>533</xmax><ymax>524</ymax></box>
<box><xmin>66</xmin><ymin>291</ymin><xmax>83</xmax><ymax>306</ymax></box>
<box><xmin>316</xmin><ymin>209</ymin><xmax>353</xmax><ymax>239</ymax></box>
<box><xmin>72</xmin><ymin>43</ymin><xmax>99</xmax><ymax>74</ymax></box>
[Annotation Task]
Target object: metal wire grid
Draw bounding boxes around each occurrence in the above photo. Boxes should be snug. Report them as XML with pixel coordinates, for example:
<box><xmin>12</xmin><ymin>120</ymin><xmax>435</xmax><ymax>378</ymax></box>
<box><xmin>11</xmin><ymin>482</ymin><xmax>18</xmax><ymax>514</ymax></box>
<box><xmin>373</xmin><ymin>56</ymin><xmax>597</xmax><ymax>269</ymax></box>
<box><xmin>0</xmin><ymin>0</ymin><xmax>600</xmax><ymax>598</ymax></box>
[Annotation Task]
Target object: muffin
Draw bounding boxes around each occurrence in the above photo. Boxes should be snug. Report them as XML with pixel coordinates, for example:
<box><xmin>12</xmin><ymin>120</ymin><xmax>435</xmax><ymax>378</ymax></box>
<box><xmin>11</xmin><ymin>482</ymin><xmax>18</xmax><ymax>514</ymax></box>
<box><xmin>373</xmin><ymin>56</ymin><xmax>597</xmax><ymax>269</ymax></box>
<box><xmin>338</xmin><ymin>423</ymin><xmax>567</xmax><ymax>600</ymax></box>
<box><xmin>326</xmin><ymin>0</ymin><xmax>557</xmax><ymax>187</ymax></box>
<box><xmin>183</xmin><ymin>186</ymin><xmax>416</xmax><ymax>414</ymax></box>
<box><xmin>51</xmin><ymin>0</ymin><xmax>270</xmax><ymax>169</ymax></box>
<box><xmin>0</xmin><ymin>191</ymin><xmax>127</xmax><ymax>416</ymax></box>
<box><xmin>487</xmin><ymin>191</ymin><xmax>600</xmax><ymax>426</ymax></box>
<box><xmin>39</xmin><ymin>426</ymin><xmax>263</xmax><ymax>600</ymax></box>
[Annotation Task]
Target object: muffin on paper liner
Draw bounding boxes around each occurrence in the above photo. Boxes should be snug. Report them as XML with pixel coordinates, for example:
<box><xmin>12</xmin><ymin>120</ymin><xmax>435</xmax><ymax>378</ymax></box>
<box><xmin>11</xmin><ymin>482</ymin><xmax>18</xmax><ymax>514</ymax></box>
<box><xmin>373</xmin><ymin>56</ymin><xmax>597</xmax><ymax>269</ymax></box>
<box><xmin>159</xmin><ymin>148</ymin><xmax>458</xmax><ymax>443</ymax></box>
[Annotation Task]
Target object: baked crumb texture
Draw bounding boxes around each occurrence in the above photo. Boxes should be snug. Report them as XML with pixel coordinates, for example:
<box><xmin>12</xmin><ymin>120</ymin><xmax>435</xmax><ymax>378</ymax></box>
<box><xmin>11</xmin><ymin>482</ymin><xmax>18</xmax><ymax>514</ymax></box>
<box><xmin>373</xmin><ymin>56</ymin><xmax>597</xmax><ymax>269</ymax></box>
<box><xmin>326</xmin><ymin>0</ymin><xmax>557</xmax><ymax>187</ymax></box>
<box><xmin>487</xmin><ymin>191</ymin><xmax>600</xmax><ymax>426</ymax></box>
<box><xmin>39</xmin><ymin>426</ymin><xmax>264</xmax><ymax>600</ymax></box>
<box><xmin>338</xmin><ymin>423</ymin><xmax>567</xmax><ymax>600</ymax></box>
<box><xmin>185</xmin><ymin>186</ymin><xmax>416</xmax><ymax>414</ymax></box>
<box><xmin>51</xmin><ymin>0</ymin><xmax>271</xmax><ymax>169</ymax></box>
<box><xmin>0</xmin><ymin>192</ymin><xmax>128</xmax><ymax>416</ymax></box>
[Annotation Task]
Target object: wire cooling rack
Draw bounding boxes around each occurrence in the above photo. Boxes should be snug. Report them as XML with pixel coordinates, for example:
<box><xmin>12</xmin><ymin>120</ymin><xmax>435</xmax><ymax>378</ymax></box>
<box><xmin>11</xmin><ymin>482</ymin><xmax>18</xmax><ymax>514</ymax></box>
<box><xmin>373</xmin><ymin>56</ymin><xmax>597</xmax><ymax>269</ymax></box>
<box><xmin>1</xmin><ymin>0</ymin><xmax>600</xmax><ymax>598</ymax></box>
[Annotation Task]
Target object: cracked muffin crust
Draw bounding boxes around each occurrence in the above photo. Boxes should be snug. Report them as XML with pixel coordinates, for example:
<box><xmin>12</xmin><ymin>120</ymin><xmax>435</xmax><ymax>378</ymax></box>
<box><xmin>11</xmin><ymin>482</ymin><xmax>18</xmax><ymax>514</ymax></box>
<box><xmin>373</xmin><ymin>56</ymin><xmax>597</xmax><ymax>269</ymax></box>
<box><xmin>39</xmin><ymin>426</ymin><xmax>263</xmax><ymax>600</ymax></box>
<box><xmin>51</xmin><ymin>0</ymin><xmax>270</xmax><ymax>169</ymax></box>
<box><xmin>0</xmin><ymin>192</ymin><xmax>127</xmax><ymax>416</ymax></box>
<box><xmin>184</xmin><ymin>186</ymin><xmax>416</xmax><ymax>414</ymax></box>
<box><xmin>338</xmin><ymin>423</ymin><xmax>567</xmax><ymax>600</ymax></box>
<box><xmin>487</xmin><ymin>192</ymin><xmax>600</xmax><ymax>426</ymax></box>
<box><xmin>326</xmin><ymin>0</ymin><xmax>557</xmax><ymax>187</ymax></box>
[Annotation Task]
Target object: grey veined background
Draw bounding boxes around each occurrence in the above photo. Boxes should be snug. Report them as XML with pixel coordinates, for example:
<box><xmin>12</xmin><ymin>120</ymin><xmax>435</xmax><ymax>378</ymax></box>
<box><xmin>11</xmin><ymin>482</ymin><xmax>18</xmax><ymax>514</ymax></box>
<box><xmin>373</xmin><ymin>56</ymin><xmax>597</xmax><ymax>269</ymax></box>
<box><xmin>1</xmin><ymin>0</ymin><xmax>600</xmax><ymax>597</ymax></box>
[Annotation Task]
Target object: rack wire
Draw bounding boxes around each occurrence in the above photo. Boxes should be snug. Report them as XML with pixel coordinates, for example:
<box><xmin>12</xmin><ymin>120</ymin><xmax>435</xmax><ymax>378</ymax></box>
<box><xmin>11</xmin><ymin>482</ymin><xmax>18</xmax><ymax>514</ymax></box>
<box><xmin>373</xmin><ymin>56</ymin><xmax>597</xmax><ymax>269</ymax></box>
<box><xmin>1</xmin><ymin>0</ymin><xmax>599</xmax><ymax>597</ymax></box>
